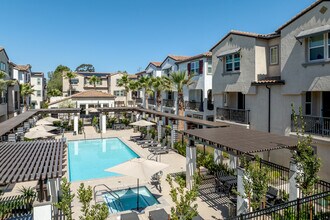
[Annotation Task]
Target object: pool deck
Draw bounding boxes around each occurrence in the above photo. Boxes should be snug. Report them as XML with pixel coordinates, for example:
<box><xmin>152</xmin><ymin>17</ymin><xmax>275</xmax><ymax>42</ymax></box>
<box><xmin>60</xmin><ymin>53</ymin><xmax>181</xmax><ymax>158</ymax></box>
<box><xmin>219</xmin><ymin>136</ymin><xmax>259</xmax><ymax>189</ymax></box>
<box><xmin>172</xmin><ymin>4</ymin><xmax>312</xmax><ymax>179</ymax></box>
<box><xmin>2</xmin><ymin>126</ymin><xmax>224</xmax><ymax>220</ymax></box>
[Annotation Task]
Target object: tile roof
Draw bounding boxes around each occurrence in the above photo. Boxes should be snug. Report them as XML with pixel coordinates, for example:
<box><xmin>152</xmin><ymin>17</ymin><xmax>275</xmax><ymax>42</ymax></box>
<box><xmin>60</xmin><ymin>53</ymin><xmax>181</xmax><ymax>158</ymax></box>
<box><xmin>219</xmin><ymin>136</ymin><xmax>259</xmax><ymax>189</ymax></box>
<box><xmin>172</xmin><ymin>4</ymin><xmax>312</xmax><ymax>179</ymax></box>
<box><xmin>210</xmin><ymin>30</ymin><xmax>279</xmax><ymax>51</ymax></box>
<box><xmin>150</xmin><ymin>62</ymin><xmax>162</xmax><ymax>67</ymax></box>
<box><xmin>176</xmin><ymin>52</ymin><xmax>212</xmax><ymax>64</ymax></box>
<box><xmin>251</xmin><ymin>79</ymin><xmax>285</xmax><ymax>86</ymax></box>
<box><xmin>77</xmin><ymin>72</ymin><xmax>112</xmax><ymax>77</ymax></box>
<box><xmin>14</xmin><ymin>64</ymin><xmax>31</xmax><ymax>71</ymax></box>
<box><xmin>135</xmin><ymin>71</ymin><xmax>146</xmax><ymax>76</ymax></box>
<box><xmin>276</xmin><ymin>0</ymin><xmax>325</xmax><ymax>31</ymax></box>
<box><xmin>31</xmin><ymin>72</ymin><xmax>44</xmax><ymax>76</ymax></box>
<box><xmin>168</xmin><ymin>55</ymin><xmax>191</xmax><ymax>61</ymax></box>
<box><xmin>72</xmin><ymin>90</ymin><xmax>115</xmax><ymax>98</ymax></box>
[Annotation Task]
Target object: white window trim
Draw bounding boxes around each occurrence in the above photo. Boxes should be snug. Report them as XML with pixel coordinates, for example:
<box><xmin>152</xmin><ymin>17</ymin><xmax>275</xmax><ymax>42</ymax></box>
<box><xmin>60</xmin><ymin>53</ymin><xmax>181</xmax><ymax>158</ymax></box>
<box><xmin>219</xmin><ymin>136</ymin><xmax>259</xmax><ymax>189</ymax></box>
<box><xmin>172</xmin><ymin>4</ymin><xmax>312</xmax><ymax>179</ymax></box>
<box><xmin>308</xmin><ymin>34</ymin><xmax>325</xmax><ymax>62</ymax></box>
<box><xmin>269</xmin><ymin>46</ymin><xmax>279</xmax><ymax>65</ymax></box>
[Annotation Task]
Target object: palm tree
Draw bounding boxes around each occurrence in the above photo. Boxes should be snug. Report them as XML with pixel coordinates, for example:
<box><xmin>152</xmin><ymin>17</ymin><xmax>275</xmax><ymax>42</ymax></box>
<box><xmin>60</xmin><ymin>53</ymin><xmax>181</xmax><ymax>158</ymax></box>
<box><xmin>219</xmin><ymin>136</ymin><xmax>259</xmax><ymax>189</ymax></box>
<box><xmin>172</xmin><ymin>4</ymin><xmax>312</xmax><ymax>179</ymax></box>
<box><xmin>128</xmin><ymin>80</ymin><xmax>140</xmax><ymax>107</ymax></box>
<box><xmin>63</xmin><ymin>71</ymin><xmax>77</xmax><ymax>96</ymax></box>
<box><xmin>20</xmin><ymin>83</ymin><xmax>35</xmax><ymax>111</ymax></box>
<box><xmin>138</xmin><ymin>76</ymin><xmax>153</xmax><ymax>109</ymax></box>
<box><xmin>88</xmin><ymin>75</ymin><xmax>101</xmax><ymax>89</ymax></box>
<box><xmin>152</xmin><ymin>76</ymin><xmax>172</xmax><ymax>111</ymax></box>
<box><xmin>117</xmin><ymin>73</ymin><xmax>131</xmax><ymax>106</ymax></box>
<box><xmin>0</xmin><ymin>71</ymin><xmax>14</xmax><ymax>105</ymax></box>
<box><xmin>170</xmin><ymin>71</ymin><xmax>195</xmax><ymax>131</ymax></box>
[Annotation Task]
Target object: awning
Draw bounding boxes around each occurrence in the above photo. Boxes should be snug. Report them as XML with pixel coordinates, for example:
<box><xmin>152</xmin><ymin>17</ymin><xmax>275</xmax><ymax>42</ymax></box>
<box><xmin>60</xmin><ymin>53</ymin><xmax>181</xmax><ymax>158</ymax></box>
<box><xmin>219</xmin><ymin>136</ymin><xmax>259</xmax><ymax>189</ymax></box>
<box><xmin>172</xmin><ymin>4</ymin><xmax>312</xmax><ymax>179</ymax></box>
<box><xmin>217</xmin><ymin>48</ymin><xmax>241</xmax><ymax>58</ymax></box>
<box><xmin>225</xmin><ymin>83</ymin><xmax>249</xmax><ymax>94</ymax></box>
<box><xmin>296</xmin><ymin>25</ymin><xmax>330</xmax><ymax>39</ymax></box>
<box><xmin>308</xmin><ymin>76</ymin><xmax>330</xmax><ymax>91</ymax></box>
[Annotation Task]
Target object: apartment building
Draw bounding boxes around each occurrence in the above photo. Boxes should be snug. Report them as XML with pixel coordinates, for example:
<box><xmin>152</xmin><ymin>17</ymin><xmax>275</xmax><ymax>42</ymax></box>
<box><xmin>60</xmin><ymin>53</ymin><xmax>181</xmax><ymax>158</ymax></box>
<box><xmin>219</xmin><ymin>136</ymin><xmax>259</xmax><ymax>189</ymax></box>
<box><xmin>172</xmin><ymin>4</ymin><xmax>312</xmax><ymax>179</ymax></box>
<box><xmin>0</xmin><ymin>48</ymin><xmax>10</xmax><ymax>122</ymax></box>
<box><xmin>211</xmin><ymin>0</ymin><xmax>330</xmax><ymax>181</ymax></box>
<box><xmin>30</xmin><ymin>72</ymin><xmax>46</xmax><ymax>109</ymax></box>
<box><xmin>108</xmin><ymin>72</ymin><xmax>135</xmax><ymax>107</ymax></box>
<box><xmin>177</xmin><ymin>52</ymin><xmax>214</xmax><ymax>124</ymax></box>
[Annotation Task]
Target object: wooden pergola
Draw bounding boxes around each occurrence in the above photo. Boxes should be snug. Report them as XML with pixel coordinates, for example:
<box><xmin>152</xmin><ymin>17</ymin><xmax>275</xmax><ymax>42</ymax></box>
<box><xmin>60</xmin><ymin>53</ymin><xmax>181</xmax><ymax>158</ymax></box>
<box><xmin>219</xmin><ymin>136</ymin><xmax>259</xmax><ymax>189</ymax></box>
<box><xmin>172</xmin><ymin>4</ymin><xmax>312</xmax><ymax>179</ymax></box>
<box><xmin>0</xmin><ymin>139</ymin><xmax>65</xmax><ymax>201</ymax></box>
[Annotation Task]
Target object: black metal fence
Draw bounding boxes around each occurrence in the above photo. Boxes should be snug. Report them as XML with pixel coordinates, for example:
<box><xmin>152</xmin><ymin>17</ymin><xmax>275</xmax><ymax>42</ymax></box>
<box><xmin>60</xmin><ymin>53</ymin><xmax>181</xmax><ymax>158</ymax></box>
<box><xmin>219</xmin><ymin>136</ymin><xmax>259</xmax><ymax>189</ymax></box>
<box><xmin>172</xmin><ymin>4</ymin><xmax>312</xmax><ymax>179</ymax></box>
<box><xmin>185</xmin><ymin>101</ymin><xmax>203</xmax><ymax>112</ymax></box>
<box><xmin>0</xmin><ymin>195</ymin><xmax>36</xmax><ymax>219</ymax></box>
<box><xmin>291</xmin><ymin>114</ymin><xmax>330</xmax><ymax>137</ymax></box>
<box><xmin>226</xmin><ymin>191</ymin><xmax>330</xmax><ymax>220</ymax></box>
<box><xmin>216</xmin><ymin>108</ymin><xmax>250</xmax><ymax>124</ymax></box>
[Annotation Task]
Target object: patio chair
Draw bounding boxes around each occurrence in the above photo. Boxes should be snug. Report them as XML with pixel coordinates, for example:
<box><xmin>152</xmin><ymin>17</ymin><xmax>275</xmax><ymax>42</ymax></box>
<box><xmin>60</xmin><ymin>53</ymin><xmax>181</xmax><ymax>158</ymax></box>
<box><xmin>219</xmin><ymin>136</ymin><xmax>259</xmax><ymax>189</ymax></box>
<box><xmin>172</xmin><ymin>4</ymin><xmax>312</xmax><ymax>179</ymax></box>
<box><xmin>151</xmin><ymin>146</ymin><xmax>170</xmax><ymax>155</ymax></box>
<box><xmin>8</xmin><ymin>133</ymin><xmax>17</xmax><ymax>142</ymax></box>
<box><xmin>149</xmin><ymin>208</ymin><xmax>169</xmax><ymax>220</ymax></box>
<box><xmin>121</xmin><ymin>212</ymin><xmax>139</xmax><ymax>220</ymax></box>
<box><xmin>266</xmin><ymin>186</ymin><xmax>278</xmax><ymax>207</ymax></box>
<box><xmin>141</xmin><ymin>141</ymin><xmax>159</xmax><ymax>148</ymax></box>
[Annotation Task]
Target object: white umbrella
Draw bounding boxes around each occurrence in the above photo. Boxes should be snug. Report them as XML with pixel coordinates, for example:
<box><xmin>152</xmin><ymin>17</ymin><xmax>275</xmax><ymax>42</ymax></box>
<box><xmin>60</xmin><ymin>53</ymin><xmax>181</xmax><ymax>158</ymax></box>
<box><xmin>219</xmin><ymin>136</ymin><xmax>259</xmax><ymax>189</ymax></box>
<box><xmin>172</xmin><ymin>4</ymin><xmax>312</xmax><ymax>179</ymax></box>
<box><xmin>88</xmin><ymin>107</ymin><xmax>98</xmax><ymax>113</ymax></box>
<box><xmin>25</xmin><ymin>126</ymin><xmax>56</xmax><ymax>139</ymax></box>
<box><xmin>36</xmin><ymin>117</ymin><xmax>60</xmax><ymax>125</ymax></box>
<box><xmin>105</xmin><ymin>158</ymin><xmax>169</xmax><ymax>210</ymax></box>
<box><xmin>43</xmin><ymin>116</ymin><xmax>60</xmax><ymax>123</ymax></box>
<box><xmin>130</xmin><ymin>120</ymin><xmax>155</xmax><ymax>127</ymax></box>
<box><xmin>39</xmin><ymin>125</ymin><xmax>59</xmax><ymax>132</ymax></box>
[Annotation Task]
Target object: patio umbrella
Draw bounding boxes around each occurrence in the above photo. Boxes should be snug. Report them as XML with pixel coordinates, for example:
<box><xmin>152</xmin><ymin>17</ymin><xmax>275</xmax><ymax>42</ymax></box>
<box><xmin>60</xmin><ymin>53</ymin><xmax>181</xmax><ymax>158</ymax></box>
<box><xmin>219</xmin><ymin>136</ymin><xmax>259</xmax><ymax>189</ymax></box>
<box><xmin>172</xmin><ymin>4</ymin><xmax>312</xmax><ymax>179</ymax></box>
<box><xmin>36</xmin><ymin>117</ymin><xmax>60</xmax><ymax>125</ymax></box>
<box><xmin>130</xmin><ymin>120</ymin><xmax>155</xmax><ymax>127</ymax></box>
<box><xmin>88</xmin><ymin>107</ymin><xmax>99</xmax><ymax>113</ymax></box>
<box><xmin>105</xmin><ymin>158</ymin><xmax>169</xmax><ymax>210</ymax></box>
<box><xmin>25</xmin><ymin>126</ymin><xmax>56</xmax><ymax>139</ymax></box>
<box><xmin>39</xmin><ymin>125</ymin><xmax>59</xmax><ymax>132</ymax></box>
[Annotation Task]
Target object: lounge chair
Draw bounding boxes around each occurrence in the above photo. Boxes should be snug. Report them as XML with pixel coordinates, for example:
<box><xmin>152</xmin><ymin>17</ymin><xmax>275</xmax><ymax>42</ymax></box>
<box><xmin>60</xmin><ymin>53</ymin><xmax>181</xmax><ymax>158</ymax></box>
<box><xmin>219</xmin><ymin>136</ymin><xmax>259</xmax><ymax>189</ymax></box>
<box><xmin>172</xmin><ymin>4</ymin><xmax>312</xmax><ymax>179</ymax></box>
<box><xmin>121</xmin><ymin>212</ymin><xmax>139</xmax><ymax>220</ymax></box>
<box><xmin>150</xmin><ymin>146</ymin><xmax>169</xmax><ymax>154</ymax></box>
<box><xmin>130</xmin><ymin>135</ymin><xmax>142</xmax><ymax>141</ymax></box>
<box><xmin>141</xmin><ymin>141</ymin><xmax>159</xmax><ymax>148</ymax></box>
<box><xmin>149</xmin><ymin>209</ymin><xmax>169</xmax><ymax>220</ymax></box>
<box><xmin>8</xmin><ymin>133</ymin><xmax>17</xmax><ymax>142</ymax></box>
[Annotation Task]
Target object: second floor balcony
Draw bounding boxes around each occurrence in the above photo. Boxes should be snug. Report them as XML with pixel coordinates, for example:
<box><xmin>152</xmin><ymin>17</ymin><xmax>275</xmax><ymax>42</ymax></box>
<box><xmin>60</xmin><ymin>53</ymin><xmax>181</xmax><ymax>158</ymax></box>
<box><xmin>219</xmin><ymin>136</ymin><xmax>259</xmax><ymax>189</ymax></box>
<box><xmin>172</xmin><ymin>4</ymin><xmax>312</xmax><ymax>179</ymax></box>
<box><xmin>185</xmin><ymin>101</ymin><xmax>203</xmax><ymax>112</ymax></box>
<box><xmin>216</xmin><ymin>107</ymin><xmax>250</xmax><ymax>124</ymax></box>
<box><xmin>291</xmin><ymin>115</ymin><xmax>330</xmax><ymax>137</ymax></box>
<box><xmin>163</xmin><ymin>99</ymin><xmax>174</xmax><ymax>108</ymax></box>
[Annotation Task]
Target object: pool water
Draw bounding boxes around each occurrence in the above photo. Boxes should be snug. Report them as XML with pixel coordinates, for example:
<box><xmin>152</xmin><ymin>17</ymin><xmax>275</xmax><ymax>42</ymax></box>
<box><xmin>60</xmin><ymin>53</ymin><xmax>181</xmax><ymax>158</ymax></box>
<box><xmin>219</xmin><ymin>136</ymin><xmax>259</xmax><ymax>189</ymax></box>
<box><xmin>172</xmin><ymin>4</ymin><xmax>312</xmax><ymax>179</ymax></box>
<box><xmin>68</xmin><ymin>138</ymin><xmax>139</xmax><ymax>181</ymax></box>
<box><xmin>103</xmin><ymin>186</ymin><xmax>159</xmax><ymax>213</ymax></box>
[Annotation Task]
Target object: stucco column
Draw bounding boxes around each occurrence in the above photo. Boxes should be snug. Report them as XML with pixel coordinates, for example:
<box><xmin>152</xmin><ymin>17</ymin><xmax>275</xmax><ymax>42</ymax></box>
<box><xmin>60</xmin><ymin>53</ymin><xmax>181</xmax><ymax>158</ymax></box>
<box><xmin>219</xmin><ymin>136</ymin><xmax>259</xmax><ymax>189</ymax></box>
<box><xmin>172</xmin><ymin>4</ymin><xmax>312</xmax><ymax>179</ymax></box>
<box><xmin>157</xmin><ymin>120</ymin><xmax>163</xmax><ymax>142</ymax></box>
<box><xmin>100</xmin><ymin>114</ymin><xmax>106</xmax><ymax>134</ymax></box>
<box><xmin>186</xmin><ymin>140</ymin><xmax>197</xmax><ymax>190</ymax></box>
<box><xmin>229</xmin><ymin>154</ymin><xmax>238</xmax><ymax>170</ymax></box>
<box><xmin>289</xmin><ymin>158</ymin><xmax>299</xmax><ymax>201</ymax></box>
<box><xmin>214</xmin><ymin>149</ymin><xmax>223</xmax><ymax>165</ymax></box>
<box><xmin>73</xmin><ymin>115</ymin><xmax>79</xmax><ymax>134</ymax></box>
<box><xmin>237</xmin><ymin>166</ymin><xmax>248</xmax><ymax>215</ymax></box>
<box><xmin>171</xmin><ymin>121</ymin><xmax>178</xmax><ymax>149</ymax></box>
<box><xmin>85</xmin><ymin>104</ymin><xmax>89</xmax><ymax>115</ymax></box>
<box><xmin>174</xmin><ymin>91</ymin><xmax>178</xmax><ymax>114</ymax></box>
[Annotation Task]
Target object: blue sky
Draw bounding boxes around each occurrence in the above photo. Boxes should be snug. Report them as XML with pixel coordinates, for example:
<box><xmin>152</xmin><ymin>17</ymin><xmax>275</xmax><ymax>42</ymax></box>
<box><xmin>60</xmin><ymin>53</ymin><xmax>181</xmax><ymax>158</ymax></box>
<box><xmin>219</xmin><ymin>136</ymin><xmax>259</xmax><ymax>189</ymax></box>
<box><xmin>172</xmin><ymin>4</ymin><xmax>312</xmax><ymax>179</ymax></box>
<box><xmin>1</xmin><ymin>0</ymin><xmax>315</xmax><ymax>76</ymax></box>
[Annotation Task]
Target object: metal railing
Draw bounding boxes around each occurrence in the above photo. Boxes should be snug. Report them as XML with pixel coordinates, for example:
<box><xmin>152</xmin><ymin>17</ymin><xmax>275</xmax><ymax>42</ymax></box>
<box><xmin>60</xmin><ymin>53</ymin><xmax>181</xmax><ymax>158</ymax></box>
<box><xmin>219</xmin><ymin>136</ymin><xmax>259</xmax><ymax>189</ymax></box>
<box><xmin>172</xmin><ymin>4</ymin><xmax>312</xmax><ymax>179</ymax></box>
<box><xmin>163</xmin><ymin>99</ymin><xmax>174</xmax><ymax>108</ymax></box>
<box><xmin>291</xmin><ymin>114</ymin><xmax>330</xmax><ymax>137</ymax></box>
<box><xmin>225</xmin><ymin>191</ymin><xmax>330</xmax><ymax>220</ymax></box>
<box><xmin>216</xmin><ymin>107</ymin><xmax>250</xmax><ymax>124</ymax></box>
<box><xmin>185</xmin><ymin>101</ymin><xmax>203</xmax><ymax>112</ymax></box>
<box><xmin>148</xmin><ymin>99</ymin><xmax>155</xmax><ymax>105</ymax></box>
<box><xmin>135</xmin><ymin>98</ymin><xmax>142</xmax><ymax>104</ymax></box>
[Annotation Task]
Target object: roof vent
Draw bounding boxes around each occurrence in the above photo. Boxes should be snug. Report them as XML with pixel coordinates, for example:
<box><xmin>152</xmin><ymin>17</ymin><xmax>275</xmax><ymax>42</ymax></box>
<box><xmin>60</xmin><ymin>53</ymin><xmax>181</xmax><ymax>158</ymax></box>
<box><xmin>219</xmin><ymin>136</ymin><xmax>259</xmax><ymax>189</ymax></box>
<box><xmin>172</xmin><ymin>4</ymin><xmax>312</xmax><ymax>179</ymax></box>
<box><xmin>320</xmin><ymin>6</ymin><xmax>327</xmax><ymax>14</ymax></box>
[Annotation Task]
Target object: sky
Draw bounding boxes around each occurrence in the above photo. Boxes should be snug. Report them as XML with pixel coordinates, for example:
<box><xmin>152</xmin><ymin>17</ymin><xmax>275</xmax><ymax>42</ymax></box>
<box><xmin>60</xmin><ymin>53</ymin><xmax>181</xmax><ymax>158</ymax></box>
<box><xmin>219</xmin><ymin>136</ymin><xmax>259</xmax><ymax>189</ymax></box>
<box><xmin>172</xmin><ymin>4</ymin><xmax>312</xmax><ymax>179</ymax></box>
<box><xmin>0</xmin><ymin>0</ymin><xmax>316</xmax><ymax>77</ymax></box>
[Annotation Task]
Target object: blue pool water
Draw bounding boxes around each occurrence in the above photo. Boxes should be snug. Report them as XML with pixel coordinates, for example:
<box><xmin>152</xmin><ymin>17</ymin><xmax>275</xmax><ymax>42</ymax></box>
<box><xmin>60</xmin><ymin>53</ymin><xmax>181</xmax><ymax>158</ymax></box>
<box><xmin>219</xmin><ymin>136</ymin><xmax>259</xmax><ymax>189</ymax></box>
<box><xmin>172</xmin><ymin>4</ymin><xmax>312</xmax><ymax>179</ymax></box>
<box><xmin>68</xmin><ymin>138</ymin><xmax>139</xmax><ymax>181</ymax></box>
<box><xmin>103</xmin><ymin>186</ymin><xmax>159</xmax><ymax>213</ymax></box>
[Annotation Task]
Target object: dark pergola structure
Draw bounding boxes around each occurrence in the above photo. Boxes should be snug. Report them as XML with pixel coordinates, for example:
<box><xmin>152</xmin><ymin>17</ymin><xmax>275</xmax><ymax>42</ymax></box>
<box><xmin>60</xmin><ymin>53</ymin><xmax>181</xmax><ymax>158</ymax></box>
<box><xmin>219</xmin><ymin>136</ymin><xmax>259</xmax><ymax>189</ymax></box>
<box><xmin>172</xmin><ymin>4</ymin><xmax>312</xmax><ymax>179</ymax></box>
<box><xmin>0</xmin><ymin>139</ymin><xmax>65</xmax><ymax>201</ymax></box>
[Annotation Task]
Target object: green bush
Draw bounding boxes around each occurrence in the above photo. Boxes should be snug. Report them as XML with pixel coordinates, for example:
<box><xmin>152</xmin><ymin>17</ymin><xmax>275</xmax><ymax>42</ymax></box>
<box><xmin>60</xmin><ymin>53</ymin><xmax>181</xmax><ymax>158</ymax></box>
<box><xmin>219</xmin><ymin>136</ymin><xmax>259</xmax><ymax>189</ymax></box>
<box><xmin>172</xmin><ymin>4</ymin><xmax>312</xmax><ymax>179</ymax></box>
<box><xmin>107</xmin><ymin>117</ymin><xmax>117</xmax><ymax>128</ymax></box>
<box><xmin>92</xmin><ymin>116</ymin><xmax>98</xmax><ymax>127</ymax></box>
<box><xmin>149</xmin><ymin>127</ymin><xmax>157</xmax><ymax>139</ymax></box>
<box><xmin>174</xmin><ymin>141</ymin><xmax>186</xmax><ymax>156</ymax></box>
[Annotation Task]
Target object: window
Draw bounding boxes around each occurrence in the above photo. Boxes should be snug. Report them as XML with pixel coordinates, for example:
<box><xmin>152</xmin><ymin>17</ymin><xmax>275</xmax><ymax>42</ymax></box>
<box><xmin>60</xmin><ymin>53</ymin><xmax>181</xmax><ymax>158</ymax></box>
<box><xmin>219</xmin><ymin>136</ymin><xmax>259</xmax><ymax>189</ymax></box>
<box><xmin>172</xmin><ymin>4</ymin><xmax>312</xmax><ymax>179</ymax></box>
<box><xmin>305</xmin><ymin>92</ymin><xmax>312</xmax><ymax>115</ymax></box>
<box><xmin>37</xmin><ymin>90</ymin><xmax>41</xmax><ymax>97</ymax></box>
<box><xmin>114</xmin><ymin>90</ymin><xmax>126</xmax><ymax>96</ymax></box>
<box><xmin>19</xmin><ymin>73</ymin><xmax>23</xmax><ymax>81</ymax></box>
<box><xmin>37</xmin><ymin>78</ymin><xmax>41</xmax><ymax>85</ymax></box>
<box><xmin>270</xmin><ymin>46</ymin><xmax>279</xmax><ymax>65</ymax></box>
<box><xmin>70</xmin><ymin>78</ymin><xmax>79</xmax><ymax>84</ymax></box>
<box><xmin>309</xmin><ymin>34</ymin><xmax>324</xmax><ymax>61</ymax></box>
<box><xmin>207</xmin><ymin>58</ymin><xmax>212</xmax><ymax>74</ymax></box>
<box><xmin>190</xmin><ymin>61</ymin><xmax>199</xmax><ymax>74</ymax></box>
<box><xmin>0</xmin><ymin>62</ymin><xmax>6</xmax><ymax>71</ymax></box>
<box><xmin>225</xmin><ymin>53</ymin><xmax>240</xmax><ymax>72</ymax></box>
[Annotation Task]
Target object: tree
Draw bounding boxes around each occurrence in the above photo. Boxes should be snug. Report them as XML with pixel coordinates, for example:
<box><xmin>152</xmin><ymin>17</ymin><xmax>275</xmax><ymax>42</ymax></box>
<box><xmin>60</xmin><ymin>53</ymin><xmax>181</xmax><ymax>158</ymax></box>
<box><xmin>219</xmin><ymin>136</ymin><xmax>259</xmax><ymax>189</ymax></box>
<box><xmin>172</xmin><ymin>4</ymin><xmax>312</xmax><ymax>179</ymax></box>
<box><xmin>128</xmin><ymin>80</ymin><xmax>140</xmax><ymax>106</ymax></box>
<box><xmin>47</xmin><ymin>88</ymin><xmax>62</xmax><ymax>97</ymax></box>
<box><xmin>77</xmin><ymin>183</ymin><xmax>109</xmax><ymax>220</ymax></box>
<box><xmin>47</xmin><ymin>65</ymin><xmax>70</xmax><ymax>94</ymax></box>
<box><xmin>291</xmin><ymin>105</ymin><xmax>321</xmax><ymax>220</ymax></box>
<box><xmin>166</xmin><ymin>173</ymin><xmax>201</xmax><ymax>220</ymax></box>
<box><xmin>238</xmin><ymin>156</ymin><xmax>271</xmax><ymax>211</ymax></box>
<box><xmin>170</xmin><ymin>71</ymin><xmax>195</xmax><ymax>130</ymax></box>
<box><xmin>117</xmin><ymin>73</ymin><xmax>131</xmax><ymax>106</ymax></box>
<box><xmin>20</xmin><ymin>83</ymin><xmax>35</xmax><ymax>111</ymax></box>
<box><xmin>75</xmin><ymin>64</ymin><xmax>95</xmax><ymax>72</ymax></box>
<box><xmin>55</xmin><ymin>178</ymin><xmax>74</xmax><ymax>220</ymax></box>
<box><xmin>64</xmin><ymin>71</ymin><xmax>77</xmax><ymax>96</ymax></box>
<box><xmin>138</xmin><ymin>76</ymin><xmax>153</xmax><ymax>109</ymax></box>
<box><xmin>0</xmin><ymin>71</ymin><xmax>14</xmax><ymax>99</ymax></box>
<box><xmin>88</xmin><ymin>75</ymin><xmax>101</xmax><ymax>89</ymax></box>
<box><xmin>152</xmin><ymin>76</ymin><xmax>172</xmax><ymax>111</ymax></box>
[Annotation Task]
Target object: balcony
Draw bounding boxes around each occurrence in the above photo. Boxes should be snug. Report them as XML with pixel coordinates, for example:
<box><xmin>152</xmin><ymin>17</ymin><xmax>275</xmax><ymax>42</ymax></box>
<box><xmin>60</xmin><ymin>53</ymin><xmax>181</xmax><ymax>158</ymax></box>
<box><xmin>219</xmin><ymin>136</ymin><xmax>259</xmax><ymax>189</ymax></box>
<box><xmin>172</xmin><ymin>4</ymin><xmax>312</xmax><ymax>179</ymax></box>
<box><xmin>185</xmin><ymin>101</ymin><xmax>203</xmax><ymax>112</ymax></box>
<box><xmin>216</xmin><ymin>107</ymin><xmax>250</xmax><ymax>124</ymax></box>
<box><xmin>163</xmin><ymin>99</ymin><xmax>174</xmax><ymax>108</ymax></box>
<box><xmin>291</xmin><ymin>115</ymin><xmax>330</xmax><ymax>137</ymax></box>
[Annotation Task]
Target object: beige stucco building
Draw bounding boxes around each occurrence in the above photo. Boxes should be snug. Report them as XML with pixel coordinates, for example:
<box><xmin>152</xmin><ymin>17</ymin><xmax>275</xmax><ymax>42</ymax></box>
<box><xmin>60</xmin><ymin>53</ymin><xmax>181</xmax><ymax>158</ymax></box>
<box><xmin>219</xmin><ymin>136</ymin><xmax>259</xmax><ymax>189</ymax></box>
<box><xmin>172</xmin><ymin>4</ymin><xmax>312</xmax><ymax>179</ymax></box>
<box><xmin>211</xmin><ymin>0</ymin><xmax>330</xmax><ymax>181</ymax></box>
<box><xmin>30</xmin><ymin>72</ymin><xmax>46</xmax><ymax>109</ymax></box>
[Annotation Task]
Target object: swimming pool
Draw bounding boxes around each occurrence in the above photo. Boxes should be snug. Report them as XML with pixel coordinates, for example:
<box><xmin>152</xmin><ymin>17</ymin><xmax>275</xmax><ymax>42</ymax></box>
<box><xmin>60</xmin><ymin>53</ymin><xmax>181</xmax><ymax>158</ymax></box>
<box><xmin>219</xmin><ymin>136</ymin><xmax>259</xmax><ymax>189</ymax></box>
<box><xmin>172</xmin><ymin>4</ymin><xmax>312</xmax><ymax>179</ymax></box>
<box><xmin>68</xmin><ymin>138</ymin><xmax>139</xmax><ymax>181</ymax></box>
<box><xmin>103</xmin><ymin>186</ymin><xmax>159</xmax><ymax>213</ymax></box>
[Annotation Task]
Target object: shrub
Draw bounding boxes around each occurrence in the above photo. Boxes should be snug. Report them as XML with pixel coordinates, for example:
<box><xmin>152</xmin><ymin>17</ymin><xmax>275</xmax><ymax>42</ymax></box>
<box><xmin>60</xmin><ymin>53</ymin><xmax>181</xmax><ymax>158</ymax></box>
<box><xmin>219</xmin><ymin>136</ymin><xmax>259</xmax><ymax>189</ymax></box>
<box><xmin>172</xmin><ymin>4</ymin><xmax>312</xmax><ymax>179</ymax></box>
<box><xmin>174</xmin><ymin>141</ymin><xmax>186</xmax><ymax>156</ymax></box>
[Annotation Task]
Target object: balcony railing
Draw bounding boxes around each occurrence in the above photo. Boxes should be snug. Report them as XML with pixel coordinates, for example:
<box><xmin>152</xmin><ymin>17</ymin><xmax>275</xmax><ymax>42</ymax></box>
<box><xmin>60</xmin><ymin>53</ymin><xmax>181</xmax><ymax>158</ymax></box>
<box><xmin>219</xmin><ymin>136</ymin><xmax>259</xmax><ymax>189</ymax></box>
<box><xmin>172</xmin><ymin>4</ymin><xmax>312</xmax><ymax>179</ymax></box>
<box><xmin>136</xmin><ymin>98</ymin><xmax>142</xmax><ymax>104</ymax></box>
<box><xmin>185</xmin><ymin>101</ymin><xmax>203</xmax><ymax>112</ymax></box>
<box><xmin>216</xmin><ymin>107</ymin><xmax>250</xmax><ymax>124</ymax></box>
<box><xmin>291</xmin><ymin>114</ymin><xmax>330</xmax><ymax>137</ymax></box>
<box><xmin>163</xmin><ymin>99</ymin><xmax>174</xmax><ymax>108</ymax></box>
<box><xmin>148</xmin><ymin>99</ymin><xmax>155</xmax><ymax>105</ymax></box>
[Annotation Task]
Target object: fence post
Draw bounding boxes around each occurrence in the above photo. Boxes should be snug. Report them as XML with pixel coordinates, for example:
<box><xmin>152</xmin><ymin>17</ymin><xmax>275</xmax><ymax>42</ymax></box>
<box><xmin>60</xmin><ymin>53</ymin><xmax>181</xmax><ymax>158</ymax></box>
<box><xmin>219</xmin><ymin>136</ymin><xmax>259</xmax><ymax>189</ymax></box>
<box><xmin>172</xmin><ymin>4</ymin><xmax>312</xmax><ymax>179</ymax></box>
<box><xmin>289</xmin><ymin>158</ymin><xmax>299</xmax><ymax>201</ymax></box>
<box><xmin>296</xmin><ymin>197</ymin><xmax>300</xmax><ymax>220</ymax></box>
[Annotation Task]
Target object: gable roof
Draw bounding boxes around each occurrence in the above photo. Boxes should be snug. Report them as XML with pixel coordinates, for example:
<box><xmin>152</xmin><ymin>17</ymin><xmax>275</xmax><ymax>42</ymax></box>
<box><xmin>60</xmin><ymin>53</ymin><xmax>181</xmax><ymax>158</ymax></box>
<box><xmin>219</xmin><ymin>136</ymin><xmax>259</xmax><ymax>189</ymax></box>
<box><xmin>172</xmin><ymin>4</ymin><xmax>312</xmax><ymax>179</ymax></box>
<box><xmin>276</xmin><ymin>0</ymin><xmax>326</xmax><ymax>31</ymax></box>
<box><xmin>0</xmin><ymin>47</ymin><xmax>9</xmax><ymax>60</ymax></box>
<box><xmin>77</xmin><ymin>72</ymin><xmax>112</xmax><ymax>78</ymax></box>
<box><xmin>210</xmin><ymin>30</ymin><xmax>279</xmax><ymax>51</ymax></box>
<box><xmin>72</xmin><ymin>90</ymin><xmax>115</xmax><ymax>98</ymax></box>
<box><xmin>14</xmin><ymin>64</ymin><xmax>31</xmax><ymax>71</ymax></box>
<box><xmin>176</xmin><ymin>52</ymin><xmax>212</xmax><ymax>64</ymax></box>
<box><xmin>160</xmin><ymin>55</ymin><xmax>192</xmax><ymax>67</ymax></box>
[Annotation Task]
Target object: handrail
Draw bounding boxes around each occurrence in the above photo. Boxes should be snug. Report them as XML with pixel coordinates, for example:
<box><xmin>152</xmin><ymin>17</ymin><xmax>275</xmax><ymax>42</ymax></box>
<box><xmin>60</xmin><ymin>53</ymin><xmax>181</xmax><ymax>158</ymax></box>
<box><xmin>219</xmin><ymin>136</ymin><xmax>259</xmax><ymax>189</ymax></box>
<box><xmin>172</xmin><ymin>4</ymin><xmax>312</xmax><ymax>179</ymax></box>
<box><xmin>93</xmin><ymin>184</ymin><xmax>124</xmax><ymax>211</ymax></box>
